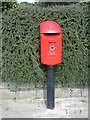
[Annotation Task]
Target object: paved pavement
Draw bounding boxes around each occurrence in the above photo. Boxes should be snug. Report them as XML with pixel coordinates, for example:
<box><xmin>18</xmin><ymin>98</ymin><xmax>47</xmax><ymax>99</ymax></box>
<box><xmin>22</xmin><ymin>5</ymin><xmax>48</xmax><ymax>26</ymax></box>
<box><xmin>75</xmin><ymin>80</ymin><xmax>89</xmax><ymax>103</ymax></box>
<box><xmin>0</xmin><ymin>97</ymin><xmax>88</xmax><ymax>118</ymax></box>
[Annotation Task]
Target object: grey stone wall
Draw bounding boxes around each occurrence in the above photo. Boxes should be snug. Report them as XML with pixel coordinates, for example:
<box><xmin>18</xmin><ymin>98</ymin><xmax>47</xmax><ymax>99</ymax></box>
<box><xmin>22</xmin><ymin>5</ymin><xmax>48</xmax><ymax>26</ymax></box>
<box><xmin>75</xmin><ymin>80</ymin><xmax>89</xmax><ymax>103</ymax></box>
<box><xmin>0</xmin><ymin>84</ymin><xmax>88</xmax><ymax>100</ymax></box>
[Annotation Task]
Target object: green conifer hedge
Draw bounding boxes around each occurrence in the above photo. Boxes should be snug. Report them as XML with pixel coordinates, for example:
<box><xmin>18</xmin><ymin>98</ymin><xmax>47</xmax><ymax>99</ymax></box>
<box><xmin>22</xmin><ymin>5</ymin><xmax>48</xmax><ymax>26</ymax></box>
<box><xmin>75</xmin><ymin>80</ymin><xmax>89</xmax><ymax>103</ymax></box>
<box><xmin>2</xmin><ymin>3</ymin><xmax>89</xmax><ymax>87</ymax></box>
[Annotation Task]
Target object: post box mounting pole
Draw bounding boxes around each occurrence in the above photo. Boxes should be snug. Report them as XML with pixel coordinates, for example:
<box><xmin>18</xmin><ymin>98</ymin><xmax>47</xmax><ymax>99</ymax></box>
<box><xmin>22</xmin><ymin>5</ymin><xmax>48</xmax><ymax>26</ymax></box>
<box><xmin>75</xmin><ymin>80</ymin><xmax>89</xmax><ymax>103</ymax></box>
<box><xmin>47</xmin><ymin>65</ymin><xmax>55</xmax><ymax>109</ymax></box>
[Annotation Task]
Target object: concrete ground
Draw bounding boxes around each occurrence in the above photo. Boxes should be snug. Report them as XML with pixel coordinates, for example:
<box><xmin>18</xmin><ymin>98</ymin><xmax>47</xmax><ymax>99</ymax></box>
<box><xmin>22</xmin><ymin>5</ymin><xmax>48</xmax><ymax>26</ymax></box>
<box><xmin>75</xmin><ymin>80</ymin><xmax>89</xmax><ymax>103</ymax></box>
<box><xmin>0</xmin><ymin>97</ymin><xmax>88</xmax><ymax>118</ymax></box>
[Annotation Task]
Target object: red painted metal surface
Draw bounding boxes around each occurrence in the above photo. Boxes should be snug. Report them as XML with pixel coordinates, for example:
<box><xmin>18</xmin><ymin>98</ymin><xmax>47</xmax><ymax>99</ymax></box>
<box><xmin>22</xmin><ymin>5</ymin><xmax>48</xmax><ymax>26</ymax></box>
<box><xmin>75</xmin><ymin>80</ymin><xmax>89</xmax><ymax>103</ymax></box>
<box><xmin>40</xmin><ymin>20</ymin><xmax>62</xmax><ymax>66</ymax></box>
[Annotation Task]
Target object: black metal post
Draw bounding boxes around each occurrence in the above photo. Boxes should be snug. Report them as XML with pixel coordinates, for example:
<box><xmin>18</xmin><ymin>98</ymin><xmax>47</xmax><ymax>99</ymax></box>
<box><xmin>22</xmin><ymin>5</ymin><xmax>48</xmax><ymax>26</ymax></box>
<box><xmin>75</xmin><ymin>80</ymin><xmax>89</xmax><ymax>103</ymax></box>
<box><xmin>47</xmin><ymin>65</ymin><xmax>55</xmax><ymax>109</ymax></box>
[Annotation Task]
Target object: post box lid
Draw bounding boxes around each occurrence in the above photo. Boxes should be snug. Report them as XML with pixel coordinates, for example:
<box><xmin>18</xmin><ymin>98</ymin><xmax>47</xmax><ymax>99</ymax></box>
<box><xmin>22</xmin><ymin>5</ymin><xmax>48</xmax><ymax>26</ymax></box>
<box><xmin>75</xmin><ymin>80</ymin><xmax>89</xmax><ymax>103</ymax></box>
<box><xmin>40</xmin><ymin>20</ymin><xmax>62</xmax><ymax>34</ymax></box>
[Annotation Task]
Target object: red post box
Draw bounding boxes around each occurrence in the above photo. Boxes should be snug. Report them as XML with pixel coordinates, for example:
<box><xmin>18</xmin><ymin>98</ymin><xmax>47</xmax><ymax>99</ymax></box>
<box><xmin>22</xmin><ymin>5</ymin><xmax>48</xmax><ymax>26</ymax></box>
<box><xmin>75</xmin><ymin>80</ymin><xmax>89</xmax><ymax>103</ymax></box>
<box><xmin>40</xmin><ymin>20</ymin><xmax>62</xmax><ymax>109</ymax></box>
<box><xmin>40</xmin><ymin>20</ymin><xmax>62</xmax><ymax>66</ymax></box>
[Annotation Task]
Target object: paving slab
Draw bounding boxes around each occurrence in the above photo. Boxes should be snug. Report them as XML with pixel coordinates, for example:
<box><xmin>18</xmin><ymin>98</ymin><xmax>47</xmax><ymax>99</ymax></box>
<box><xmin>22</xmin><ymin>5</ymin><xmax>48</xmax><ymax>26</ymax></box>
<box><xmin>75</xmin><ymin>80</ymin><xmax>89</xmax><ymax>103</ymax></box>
<box><xmin>0</xmin><ymin>97</ymin><xmax>88</xmax><ymax>118</ymax></box>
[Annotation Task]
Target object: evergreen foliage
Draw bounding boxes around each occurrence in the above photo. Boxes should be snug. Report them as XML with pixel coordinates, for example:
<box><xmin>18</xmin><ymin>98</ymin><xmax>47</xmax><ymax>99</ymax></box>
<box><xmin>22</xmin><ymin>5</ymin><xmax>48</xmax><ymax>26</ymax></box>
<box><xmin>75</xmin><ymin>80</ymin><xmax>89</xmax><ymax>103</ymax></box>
<box><xmin>2</xmin><ymin>3</ymin><xmax>89</xmax><ymax>87</ymax></box>
<box><xmin>1</xmin><ymin>0</ymin><xmax>19</xmax><ymax>12</ymax></box>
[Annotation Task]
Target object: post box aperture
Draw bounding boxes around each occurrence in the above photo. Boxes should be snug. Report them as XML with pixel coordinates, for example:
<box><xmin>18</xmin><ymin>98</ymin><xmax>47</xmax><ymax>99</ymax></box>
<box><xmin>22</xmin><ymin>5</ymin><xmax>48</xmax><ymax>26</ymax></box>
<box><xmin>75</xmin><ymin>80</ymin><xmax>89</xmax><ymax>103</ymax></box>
<box><xmin>40</xmin><ymin>20</ymin><xmax>62</xmax><ymax>66</ymax></box>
